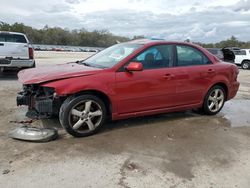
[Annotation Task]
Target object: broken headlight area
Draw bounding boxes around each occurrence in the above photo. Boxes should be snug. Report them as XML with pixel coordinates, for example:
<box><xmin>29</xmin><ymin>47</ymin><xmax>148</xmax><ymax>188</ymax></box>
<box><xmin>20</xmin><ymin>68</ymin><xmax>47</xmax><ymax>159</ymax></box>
<box><xmin>17</xmin><ymin>84</ymin><xmax>59</xmax><ymax>119</ymax></box>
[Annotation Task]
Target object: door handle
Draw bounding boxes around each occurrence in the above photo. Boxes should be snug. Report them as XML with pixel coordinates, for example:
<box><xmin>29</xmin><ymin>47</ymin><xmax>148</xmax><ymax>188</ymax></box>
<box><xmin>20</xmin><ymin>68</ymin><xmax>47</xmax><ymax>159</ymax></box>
<box><xmin>163</xmin><ymin>74</ymin><xmax>175</xmax><ymax>80</ymax></box>
<box><xmin>207</xmin><ymin>69</ymin><xmax>215</xmax><ymax>74</ymax></box>
<box><xmin>0</xmin><ymin>43</ymin><xmax>4</xmax><ymax>46</ymax></box>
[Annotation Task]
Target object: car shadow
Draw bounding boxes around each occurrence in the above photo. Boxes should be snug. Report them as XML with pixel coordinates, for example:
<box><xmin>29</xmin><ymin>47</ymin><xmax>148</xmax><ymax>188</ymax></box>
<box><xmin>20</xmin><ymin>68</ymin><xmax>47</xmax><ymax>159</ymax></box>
<box><xmin>41</xmin><ymin>110</ymin><xmax>198</xmax><ymax>136</ymax></box>
<box><xmin>103</xmin><ymin>111</ymin><xmax>197</xmax><ymax>133</ymax></box>
<box><xmin>0</xmin><ymin>70</ymin><xmax>18</xmax><ymax>80</ymax></box>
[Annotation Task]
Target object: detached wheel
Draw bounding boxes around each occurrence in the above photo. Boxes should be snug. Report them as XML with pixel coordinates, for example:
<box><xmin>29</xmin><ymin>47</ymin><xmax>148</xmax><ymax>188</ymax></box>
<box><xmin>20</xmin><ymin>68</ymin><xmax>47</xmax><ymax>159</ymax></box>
<box><xmin>203</xmin><ymin>85</ymin><xmax>225</xmax><ymax>115</ymax></box>
<box><xmin>59</xmin><ymin>95</ymin><xmax>106</xmax><ymax>137</ymax></box>
<box><xmin>241</xmin><ymin>61</ymin><xmax>250</xmax><ymax>70</ymax></box>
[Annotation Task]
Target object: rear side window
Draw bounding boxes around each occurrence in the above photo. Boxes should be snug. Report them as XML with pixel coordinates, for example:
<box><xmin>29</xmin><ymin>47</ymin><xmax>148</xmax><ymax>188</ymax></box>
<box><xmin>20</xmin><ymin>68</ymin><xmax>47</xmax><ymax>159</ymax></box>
<box><xmin>234</xmin><ymin>50</ymin><xmax>246</xmax><ymax>55</ymax></box>
<box><xmin>176</xmin><ymin>45</ymin><xmax>211</xmax><ymax>66</ymax></box>
<box><xmin>0</xmin><ymin>33</ymin><xmax>27</xmax><ymax>43</ymax></box>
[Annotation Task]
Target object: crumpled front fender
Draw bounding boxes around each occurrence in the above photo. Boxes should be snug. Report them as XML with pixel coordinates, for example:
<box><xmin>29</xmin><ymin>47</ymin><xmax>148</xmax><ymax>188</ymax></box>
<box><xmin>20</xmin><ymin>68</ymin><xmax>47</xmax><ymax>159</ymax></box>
<box><xmin>41</xmin><ymin>73</ymin><xmax>116</xmax><ymax>97</ymax></box>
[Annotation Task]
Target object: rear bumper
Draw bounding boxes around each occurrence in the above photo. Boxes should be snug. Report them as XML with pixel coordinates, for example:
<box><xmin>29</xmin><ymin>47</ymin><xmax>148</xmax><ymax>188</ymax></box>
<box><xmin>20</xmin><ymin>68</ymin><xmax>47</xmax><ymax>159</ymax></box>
<box><xmin>228</xmin><ymin>81</ymin><xmax>240</xmax><ymax>100</ymax></box>
<box><xmin>0</xmin><ymin>59</ymin><xmax>35</xmax><ymax>68</ymax></box>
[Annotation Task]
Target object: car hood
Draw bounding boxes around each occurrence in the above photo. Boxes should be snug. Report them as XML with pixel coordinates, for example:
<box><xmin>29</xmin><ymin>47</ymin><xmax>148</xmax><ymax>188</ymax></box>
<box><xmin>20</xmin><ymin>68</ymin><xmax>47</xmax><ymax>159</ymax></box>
<box><xmin>18</xmin><ymin>62</ymin><xmax>102</xmax><ymax>84</ymax></box>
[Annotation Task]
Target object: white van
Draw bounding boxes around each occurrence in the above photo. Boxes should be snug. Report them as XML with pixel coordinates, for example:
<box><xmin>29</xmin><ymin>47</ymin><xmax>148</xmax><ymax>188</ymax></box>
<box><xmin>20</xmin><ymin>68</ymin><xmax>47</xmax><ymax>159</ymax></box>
<box><xmin>0</xmin><ymin>31</ymin><xmax>35</xmax><ymax>70</ymax></box>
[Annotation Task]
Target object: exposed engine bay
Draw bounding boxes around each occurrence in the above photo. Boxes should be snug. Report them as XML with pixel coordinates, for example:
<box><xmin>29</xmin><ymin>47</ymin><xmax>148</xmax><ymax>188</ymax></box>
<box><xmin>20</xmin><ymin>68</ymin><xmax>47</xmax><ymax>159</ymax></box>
<box><xmin>16</xmin><ymin>84</ymin><xmax>62</xmax><ymax>118</ymax></box>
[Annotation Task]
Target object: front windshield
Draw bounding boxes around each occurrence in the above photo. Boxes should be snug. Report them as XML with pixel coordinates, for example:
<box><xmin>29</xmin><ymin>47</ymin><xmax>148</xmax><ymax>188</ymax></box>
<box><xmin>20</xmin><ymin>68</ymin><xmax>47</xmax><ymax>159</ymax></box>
<box><xmin>81</xmin><ymin>43</ymin><xmax>142</xmax><ymax>68</ymax></box>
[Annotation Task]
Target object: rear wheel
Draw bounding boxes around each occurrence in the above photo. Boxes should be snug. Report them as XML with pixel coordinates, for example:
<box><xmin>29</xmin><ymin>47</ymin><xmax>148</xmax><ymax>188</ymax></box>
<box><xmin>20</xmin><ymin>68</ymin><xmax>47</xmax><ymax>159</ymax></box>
<box><xmin>32</xmin><ymin>62</ymin><xmax>36</xmax><ymax>68</ymax></box>
<box><xmin>59</xmin><ymin>95</ymin><xmax>106</xmax><ymax>137</ymax></box>
<box><xmin>203</xmin><ymin>85</ymin><xmax>226</xmax><ymax>115</ymax></box>
<box><xmin>241</xmin><ymin>61</ymin><xmax>250</xmax><ymax>70</ymax></box>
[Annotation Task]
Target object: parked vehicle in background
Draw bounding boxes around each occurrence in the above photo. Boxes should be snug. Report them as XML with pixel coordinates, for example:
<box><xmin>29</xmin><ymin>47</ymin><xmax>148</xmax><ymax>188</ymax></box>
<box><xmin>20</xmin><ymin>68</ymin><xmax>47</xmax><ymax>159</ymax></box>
<box><xmin>206</xmin><ymin>48</ymin><xmax>224</xmax><ymax>60</ymax></box>
<box><xmin>206</xmin><ymin>48</ymin><xmax>235</xmax><ymax>63</ymax></box>
<box><xmin>233</xmin><ymin>49</ymin><xmax>250</xmax><ymax>70</ymax></box>
<box><xmin>224</xmin><ymin>47</ymin><xmax>241</xmax><ymax>51</ymax></box>
<box><xmin>0</xmin><ymin>31</ymin><xmax>35</xmax><ymax>71</ymax></box>
<box><xmin>17</xmin><ymin>39</ymin><xmax>240</xmax><ymax>137</ymax></box>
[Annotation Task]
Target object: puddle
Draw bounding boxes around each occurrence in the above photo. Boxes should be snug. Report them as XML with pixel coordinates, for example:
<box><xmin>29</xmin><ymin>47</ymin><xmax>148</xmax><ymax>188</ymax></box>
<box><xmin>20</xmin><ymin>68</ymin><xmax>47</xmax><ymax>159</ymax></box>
<box><xmin>220</xmin><ymin>99</ymin><xmax>250</xmax><ymax>128</ymax></box>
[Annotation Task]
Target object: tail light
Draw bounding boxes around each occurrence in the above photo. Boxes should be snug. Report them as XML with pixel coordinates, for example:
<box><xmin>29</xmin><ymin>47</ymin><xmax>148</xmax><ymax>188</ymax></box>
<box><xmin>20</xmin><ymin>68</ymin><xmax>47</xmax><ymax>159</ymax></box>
<box><xmin>29</xmin><ymin>47</ymin><xmax>34</xmax><ymax>59</ymax></box>
<box><xmin>231</xmin><ymin>65</ymin><xmax>239</xmax><ymax>81</ymax></box>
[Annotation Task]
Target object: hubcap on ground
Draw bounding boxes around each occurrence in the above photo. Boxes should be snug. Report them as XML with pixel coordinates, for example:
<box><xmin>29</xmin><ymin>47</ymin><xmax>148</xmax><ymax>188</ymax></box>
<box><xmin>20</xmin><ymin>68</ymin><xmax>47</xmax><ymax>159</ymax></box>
<box><xmin>208</xmin><ymin>89</ymin><xmax>224</xmax><ymax>112</ymax></box>
<box><xmin>69</xmin><ymin>100</ymin><xmax>103</xmax><ymax>133</ymax></box>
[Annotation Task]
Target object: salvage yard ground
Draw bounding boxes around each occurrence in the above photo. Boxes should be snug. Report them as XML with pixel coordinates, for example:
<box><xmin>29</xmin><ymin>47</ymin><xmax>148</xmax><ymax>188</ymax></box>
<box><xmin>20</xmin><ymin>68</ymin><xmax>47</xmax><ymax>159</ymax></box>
<box><xmin>0</xmin><ymin>51</ymin><xmax>250</xmax><ymax>188</ymax></box>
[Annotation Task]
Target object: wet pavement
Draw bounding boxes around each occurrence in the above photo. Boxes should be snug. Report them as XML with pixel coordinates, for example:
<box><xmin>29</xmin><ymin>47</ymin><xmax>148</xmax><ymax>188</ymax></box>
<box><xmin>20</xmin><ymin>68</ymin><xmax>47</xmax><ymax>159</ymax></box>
<box><xmin>0</xmin><ymin>51</ymin><xmax>250</xmax><ymax>188</ymax></box>
<box><xmin>220</xmin><ymin>100</ymin><xmax>250</xmax><ymax>128</ymax></box>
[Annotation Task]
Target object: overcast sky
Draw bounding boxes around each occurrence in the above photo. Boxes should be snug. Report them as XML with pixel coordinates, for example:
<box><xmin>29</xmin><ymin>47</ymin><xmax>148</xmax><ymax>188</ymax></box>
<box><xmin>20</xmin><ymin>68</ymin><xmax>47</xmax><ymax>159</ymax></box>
<box><xmin>1</xmin><ymin>0</ymin><xmax>250</xmax><ymax>42</ymax></box>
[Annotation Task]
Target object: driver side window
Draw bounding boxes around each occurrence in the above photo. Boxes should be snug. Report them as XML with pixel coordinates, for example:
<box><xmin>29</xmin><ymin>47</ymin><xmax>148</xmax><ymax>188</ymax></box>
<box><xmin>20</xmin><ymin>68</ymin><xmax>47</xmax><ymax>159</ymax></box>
<box><xmin>132</xmin><ymin>45</ymin><xmax>173</xmax><ymax>70</ymax></box>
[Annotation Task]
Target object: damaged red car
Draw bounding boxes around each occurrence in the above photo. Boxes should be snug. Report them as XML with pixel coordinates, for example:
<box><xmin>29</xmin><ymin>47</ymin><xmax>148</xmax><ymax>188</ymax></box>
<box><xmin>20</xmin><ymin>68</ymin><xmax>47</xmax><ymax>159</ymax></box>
<box><xmin>17</xmin><ymin>39</ymin><xmax>240</xmax><ymax>137</ymax></box>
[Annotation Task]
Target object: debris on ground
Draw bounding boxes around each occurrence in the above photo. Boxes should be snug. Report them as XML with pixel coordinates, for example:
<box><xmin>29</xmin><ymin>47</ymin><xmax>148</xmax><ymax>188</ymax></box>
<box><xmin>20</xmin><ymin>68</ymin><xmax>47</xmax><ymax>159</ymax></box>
<box><xmin>9</xmin><ymin>119</ymin><xmax>36</xmax><ymax>124</ymax></box>
<box><xmin>2</xmin><ymin>169</ymin><xmax>10</xmax><ymax>175</ymax></box>
<box><xmin>9</xmin><ymin>125</ymin><xmax>58</xmax><ymax>142</ymax></box>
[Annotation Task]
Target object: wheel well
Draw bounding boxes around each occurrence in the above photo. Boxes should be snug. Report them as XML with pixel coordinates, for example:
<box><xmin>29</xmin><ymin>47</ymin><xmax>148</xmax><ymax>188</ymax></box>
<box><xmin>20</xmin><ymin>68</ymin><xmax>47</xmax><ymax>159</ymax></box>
<box><xmin>242</xmin><ymin>59</ymin><xmax>250</xmax><ymax>64</ymax></box>
<box><xmin>211</xmin><ymin>83</ymin><xmax>228</xmax><ymax>100</ymax></box>
<box><xmin>74</xmin><ymin>90</ymin><xmax>112</xmax><ymax>118</ymax></box>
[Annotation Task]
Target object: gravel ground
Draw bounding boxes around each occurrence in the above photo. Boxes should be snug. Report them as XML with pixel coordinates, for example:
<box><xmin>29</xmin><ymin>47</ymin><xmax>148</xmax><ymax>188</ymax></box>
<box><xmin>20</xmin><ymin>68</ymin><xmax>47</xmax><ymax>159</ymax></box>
<box><xmin>0</xmin><ymin>51</ymin><xmax>250</xmax><ymax>188</ymax></box>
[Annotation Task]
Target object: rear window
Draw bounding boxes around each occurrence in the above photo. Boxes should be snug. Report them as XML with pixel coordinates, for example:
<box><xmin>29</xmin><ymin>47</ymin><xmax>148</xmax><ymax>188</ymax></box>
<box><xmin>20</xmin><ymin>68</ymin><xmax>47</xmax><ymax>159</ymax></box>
<box><xmin>0</xmin><ymin>33</ymin><xmax>27</xmax><ymax>43</ymax></box>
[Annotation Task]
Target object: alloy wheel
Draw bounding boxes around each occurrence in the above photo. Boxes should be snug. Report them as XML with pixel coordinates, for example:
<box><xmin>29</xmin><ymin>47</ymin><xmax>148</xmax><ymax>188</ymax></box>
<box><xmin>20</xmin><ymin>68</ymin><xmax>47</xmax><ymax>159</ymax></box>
<box><xmin>69</xmin><ymin>100</ymin><xmax>103</xmax><ymax>133</ymax></box>
<box><xmin>207</xmin><ymin>88</ymin><xmax>225</xmax><ymax>113</ymax></box>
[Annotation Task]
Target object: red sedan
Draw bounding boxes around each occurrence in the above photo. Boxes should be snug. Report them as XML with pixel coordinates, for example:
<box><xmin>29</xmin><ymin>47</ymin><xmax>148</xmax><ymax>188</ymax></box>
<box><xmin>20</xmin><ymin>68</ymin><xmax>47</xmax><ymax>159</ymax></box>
<box><xmin>17</xmin><ymin>39</ymin><xmax>240</xmax><ymax>137</ymax></box>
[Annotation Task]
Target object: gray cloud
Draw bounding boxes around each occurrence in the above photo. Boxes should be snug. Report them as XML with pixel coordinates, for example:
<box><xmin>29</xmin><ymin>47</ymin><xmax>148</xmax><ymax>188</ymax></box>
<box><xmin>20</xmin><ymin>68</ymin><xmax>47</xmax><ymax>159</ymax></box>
<box><xmin>65</xmin><ymin>0</ymin><xmax>81</xmax><ymax>4</ymax></box>
<box><xmin>0</xmin><ymin>0</ymin><xmax>250</xmax><ymax>42</ymax></box>
<box><xmin>233</xmin><ymin>0</ymin><xmax>250</xmax><ymax>12</ymax></box>
<box><xmin>45</xmin><ymin>4</ymin><xmax>72</xmax><ymax>13</ymax></box>
<box><xmin>80</xmin><ymin>7</ymin><xmax>250</xmax><ymax>42</ymax></box>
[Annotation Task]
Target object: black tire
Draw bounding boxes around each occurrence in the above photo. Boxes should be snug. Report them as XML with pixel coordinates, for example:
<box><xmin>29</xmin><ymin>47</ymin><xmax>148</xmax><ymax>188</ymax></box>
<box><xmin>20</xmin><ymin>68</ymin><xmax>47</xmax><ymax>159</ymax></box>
<box><xmin>59</xmin><ymin>94</ymin><xmax>107</xmax><ymax>137</ymax></box>
<box><xmin>32</xmin><ymin>62</ymin><xmax>36</xmax><ymax>68</ymax></box>
<box><xmin>192</xmin><ymin>108</ymin><xmax>204</xmax><ymax>114</ymax></box>
<box><xmin>241</xmin><ymin>61</ymin><xmax>250</xmax><ymax>70</ymax></box>
<box><xmin>203</xmin><ymin>85</ymin><xmax>226</xmax><ymax>115</ymax></box>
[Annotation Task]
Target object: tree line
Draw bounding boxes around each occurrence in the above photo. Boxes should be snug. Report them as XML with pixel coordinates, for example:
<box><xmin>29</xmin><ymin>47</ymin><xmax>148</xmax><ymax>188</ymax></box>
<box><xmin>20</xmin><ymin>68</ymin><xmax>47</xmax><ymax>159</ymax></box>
<box><xmin>1</xmin><ymin>22</ymin><xmax>250</xmax><ymax>48</ymax></box>
<box><xmin>0</xmin><ymin>22</ymin><xmax>129</xmax><ymax>47</ymax></box>
<box><xmin>196</xmin><ymin>36</ymin><xmax>250</xmax><ymax>49</ymax></box>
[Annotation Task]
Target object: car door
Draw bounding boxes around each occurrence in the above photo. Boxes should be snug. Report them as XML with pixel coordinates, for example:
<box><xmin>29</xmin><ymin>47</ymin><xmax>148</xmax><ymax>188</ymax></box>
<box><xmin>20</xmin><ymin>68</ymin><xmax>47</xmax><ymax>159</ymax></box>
<box><xmin>173</xmin><ymin>45</ymin><xmax>215</xmax><ymax>106</ymax></box>
<box><xmin>115</xmin><ymin>45</ymin><xmax>177</xmax><ymax>114</ymax></box>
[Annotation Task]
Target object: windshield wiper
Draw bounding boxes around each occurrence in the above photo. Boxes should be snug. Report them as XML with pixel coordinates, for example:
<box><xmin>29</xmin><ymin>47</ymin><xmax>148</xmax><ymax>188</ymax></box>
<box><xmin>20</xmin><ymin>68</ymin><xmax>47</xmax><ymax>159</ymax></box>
<box><xmin>80</xmin><ymin>61</ymin><xmax>107</xmax><ymax>69</ymax></box>
<box><xmin>90</xmin><ymin>64</ymin><xmax>108</xmax><ymax>69</ymax></box>
<box><xmin>74</xmin><ymin>60</ymin><xmax>90</xmax><ymax>66</ymax></box>
<box><xmin>81</xmin><ymin>62</ymin><xmax>92</xmax><ymax>67</ymax></box>
<box><xmin>76</xmin><ymin>59</ymin><xmax>108</xmax><ymax>69</ymax></box>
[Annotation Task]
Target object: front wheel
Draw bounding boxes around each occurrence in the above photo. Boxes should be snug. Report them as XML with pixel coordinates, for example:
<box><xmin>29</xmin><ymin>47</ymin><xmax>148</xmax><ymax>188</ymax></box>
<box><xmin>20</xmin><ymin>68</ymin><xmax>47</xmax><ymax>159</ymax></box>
<box><xmin>59</xmin><ymin>95</ymin><xmax>106</xmax><ymax>137</ymax></box>
<box><xmin>203</xmin><ymin>86</ymin><xmax>226</xmax><ymax>115</ymax></box>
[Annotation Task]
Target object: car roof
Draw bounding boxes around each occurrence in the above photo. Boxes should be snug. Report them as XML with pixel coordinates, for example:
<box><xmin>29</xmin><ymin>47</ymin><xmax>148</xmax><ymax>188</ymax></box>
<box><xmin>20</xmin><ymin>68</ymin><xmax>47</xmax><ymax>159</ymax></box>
<box><xmin>206</xmin><ymin>48</ymin><xmax>221</xmax><ymax>50</ymax></box>
<box><xmin>126</xmin><ymin>38</ymin><xmax>199</xmax><ymax>47</ymax></box>
<box><xmin>0</xmin><ymin>31</ymin><xmax>26</xmax><ymax>36</ymax></box>
<box><xmin>127</xmin><ymin>39</ymin><xmax>166</xmax><ymax>45</ymax></box>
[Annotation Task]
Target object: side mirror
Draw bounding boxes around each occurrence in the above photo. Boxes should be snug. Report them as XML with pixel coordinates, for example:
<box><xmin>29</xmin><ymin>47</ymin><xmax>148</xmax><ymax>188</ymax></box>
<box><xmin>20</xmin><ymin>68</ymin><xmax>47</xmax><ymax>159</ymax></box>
<box><xmin>125</xmin><ymin>62</ymin><xmax>143</xmax><ymax>72</ymax></box>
